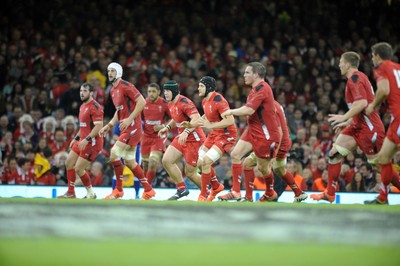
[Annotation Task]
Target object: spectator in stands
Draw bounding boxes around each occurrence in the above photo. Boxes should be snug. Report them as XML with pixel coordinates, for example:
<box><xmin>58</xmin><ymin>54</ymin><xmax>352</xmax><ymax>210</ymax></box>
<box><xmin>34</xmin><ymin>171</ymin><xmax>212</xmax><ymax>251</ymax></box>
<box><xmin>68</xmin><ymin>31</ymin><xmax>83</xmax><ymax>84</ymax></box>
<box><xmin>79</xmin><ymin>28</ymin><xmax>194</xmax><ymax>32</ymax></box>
<box><xmin>89</xmin><ymin>161</ymin><xmax>104</xmax><ymax>186</ymax></box>
<box><xmin>286</xmin><ymin>160</ymin><xmax>307</xmax><ymax>191</ymax></box>
<box><xmin>51</xmin><ymin>151</ymin><xmax>68</xmax><ymax>185</ymax></box>
<box><xmin>49</xmin><ymin>128</ymin><xmax>68</xmax><ymax>157</ymax></box>
<box><xmin>1</xmin><ymin>157</ymin><xmax>17</xmax><ymax>184</ymax></box>
<box><xmin>346</xmin><ymin>172</ymin><xmax>366</xmax><ymax>192</ymax></box>
<box><xmin>10</xmin><ymin>158</ymin><xmax>34</xmax><ymax>185</ymax></box>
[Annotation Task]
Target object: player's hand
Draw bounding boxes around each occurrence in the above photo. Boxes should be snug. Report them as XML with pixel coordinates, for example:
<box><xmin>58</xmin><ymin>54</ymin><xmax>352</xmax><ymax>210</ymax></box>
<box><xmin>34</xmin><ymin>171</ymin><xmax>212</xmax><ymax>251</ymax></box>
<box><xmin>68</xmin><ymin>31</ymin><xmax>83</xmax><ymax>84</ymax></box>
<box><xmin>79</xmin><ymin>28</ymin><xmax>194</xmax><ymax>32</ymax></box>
<box><xmin>78</xmin><ymin>139</ymin><xmax>88</xmax><ymax>151</ymax></box>
<box><xmin>69</xmin><ymin>139</ymin><xmax>76</xmax><ymax>149</ymax></box>
<box><xmin>365</xmin><ymin>104</ymin><xmax>374</xmax><ymax>116</ymax></box>
<box><xmin>201</xmin><ymin>118</ymin><xmax>212</xmax><ymax>129</ymax></box>
<box><xmin>178</xmin><ymin>131</ymin><xmax>188</xmax><ymax>145</ymax></box>
<box><xmin>99</xmin><ymin>126</ymin><xmax>110</xmax><ymax>137</ymax></box>
<box><xmin>158</xmin><ymin>126</ymin><xmax>168</xmax><ymax>137</ymax></box>
<box><xmin>222</xmin><ymin>110</ymin><xmax>232</xmax><ymax>119</ymax></box>
<box><xmin>153</xmin><ymin>124</ymin><xmax>164</xmax><ymax>132</ymax></box>
<box><xmin>328</xmin><ymin>114</ymin><xmax>345</xmax><ymax>126</ymax></box>
<box><xmin>332</xmin><ymin>122</ymin><xmax>347</xmax><ymax>134</ymax></box>
<box><xmin>119</xmin><ymin>118</ymin><xmax>131</xmax><ymax>131</ymax></box>
<box><xmin>179</xmin><ymin>121</ymin><xmax>192</xmax><ymax>128</ymax></box>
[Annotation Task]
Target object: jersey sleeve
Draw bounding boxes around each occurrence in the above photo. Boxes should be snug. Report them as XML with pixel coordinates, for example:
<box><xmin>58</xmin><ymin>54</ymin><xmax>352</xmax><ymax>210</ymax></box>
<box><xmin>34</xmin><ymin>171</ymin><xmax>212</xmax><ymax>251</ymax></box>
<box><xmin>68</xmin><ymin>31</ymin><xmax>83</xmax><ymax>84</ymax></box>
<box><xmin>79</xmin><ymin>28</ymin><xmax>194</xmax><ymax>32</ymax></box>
<box><xmin>245</xmin><ymin>85</ymin><xmax>268</xmax><ymax>111</ymax></box>
<box><xmin>91</xmin><ymin>102</ymin><xmax>104</xmax><ymax>122</ymax></box>
<box><xmin>181</xmin><ymin>98</ymin><xmax>199</xmax><ymax>118</ymax></box>
<box><xmin>349</xmin><ymin>75</ymin><xmax>368</xmax><ymax>102</ymax></box>
<box><xmin>373</xmin><ymin>67</ymin><xmax>388</xmax><ymax>83</ymax></box>
<box><xmin>124</xmin><ymin>83</ymin><xmax>141</xmax><ymax>101</ymax></box>
<box><xmin>216</xmin><ymin>97</ymin><xmax>231</xmax><ymax>116</ymax></box>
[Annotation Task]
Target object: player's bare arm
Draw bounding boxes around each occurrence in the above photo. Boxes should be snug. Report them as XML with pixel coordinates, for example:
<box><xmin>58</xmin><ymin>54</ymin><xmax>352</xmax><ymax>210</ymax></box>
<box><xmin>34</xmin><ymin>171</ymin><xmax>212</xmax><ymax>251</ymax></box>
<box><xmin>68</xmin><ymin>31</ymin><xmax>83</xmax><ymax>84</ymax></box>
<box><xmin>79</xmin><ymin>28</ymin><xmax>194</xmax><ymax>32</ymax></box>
<box><xmin>70</xmin><ymin>129</ymin><xmax>81</xmax><ymax>149</ymax></box>
<box><xmin>99</xmin><ymin>111</ymin><xmax>118</xmax><ymax>137</ymax></box>
<box><xmin>205</xmin><ymin>110</ymin><xmax>235</xmax><ymax>129</ymax></box>
<box><xmin>180</xmin><ymin>115</ymin><xmax>206</xmax><ymax>128</ymax></box>
<box><xmin>158</xmin><ymin>119</ymin><xmax>176</xmax><ymax>136</ymax></box>
<box><xmin>329</xmin><ymin>99</ymin><xmax>368</xmax><ymax>126</ymax></box>
<box><xmin>78</xmin><ymin>121</ymin><xmax>103</xmax><ymax>151</ymax></box>
<box><xmin>223</xmin><ymin>106</ymin><xmax>254</xmax><ymax>119</ymax></box>
<box><xmin>120</xmin><ymin>95</ymin><xmax>146</xmax><ymax>131</ymax></box>
<box><xmin>365</xmin><ymin>79</ymin><xmax>390</xmax><ymax>116</ymax></box>
<box><xmin>178</xmin><ymin>113</ymin><xmax>200</xmax><ymax>145</ymax></box>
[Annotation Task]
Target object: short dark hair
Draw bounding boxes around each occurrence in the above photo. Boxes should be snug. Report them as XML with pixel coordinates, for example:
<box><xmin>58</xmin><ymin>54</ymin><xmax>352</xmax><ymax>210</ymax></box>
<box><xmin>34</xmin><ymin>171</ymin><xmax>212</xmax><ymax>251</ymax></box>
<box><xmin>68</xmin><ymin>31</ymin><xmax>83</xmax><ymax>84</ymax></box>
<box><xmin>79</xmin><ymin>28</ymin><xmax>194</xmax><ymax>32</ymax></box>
<box><xmin>341</xmin><ymin>51</ymin><xmax>360</xmax><ymax>68</ymax></box>
<box><xmin>148</xmin><ymin>83</ymin><xmax>160</xmax><ymax>91</ymax></box>
<box><xmin>247</xmin><ymin>62</ymin><xmax>266</xmax><ymax>79</ymax></box>
<box><xmin>371</xmin><ymin>42</ymin><xmax>393</xmax><ymax>60</ymax></box>
<box><xmin>81</xmin><ymin>82</ymin><xmax>94</xmax><ymax>92</ymax></box>
<box><xmin>17</xmin><ymin>157</ymin><xmax>29</xmax><ymax>167</ymax></box>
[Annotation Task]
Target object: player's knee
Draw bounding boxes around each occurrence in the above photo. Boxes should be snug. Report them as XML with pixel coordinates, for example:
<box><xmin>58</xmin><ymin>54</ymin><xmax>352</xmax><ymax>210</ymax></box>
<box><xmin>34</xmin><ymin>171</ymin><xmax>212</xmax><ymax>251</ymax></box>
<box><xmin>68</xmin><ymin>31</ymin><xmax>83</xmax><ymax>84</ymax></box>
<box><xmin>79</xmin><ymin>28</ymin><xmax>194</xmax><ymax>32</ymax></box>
<box><xmin>329</xmin><ymin>144</ymin><xmax>349</xmax><ymax>163</ymax></box>
<box><xmin>272</xmin><ymin>166</ymin><xmax>285</xmax><ymax>177</ymax></box>
<box><xmin>74</xmin><ymin>165</ymin><xmax>85</xmax><ymax>176</ymax></box>
<box><xmin>161</xmin><ymin>155</ymin><xmax>171</xmax><ymax>167</ymax></box>
<box><xmin>242</xmin><ymin>158</ymin><xmax>251</xmax><ymax>169</ymax></box>
<box><xmin>202</xmin><ymin>156</ymin><xmax>213</xmax><ymax>168</ymax></box>
<box><xmin>141</xmin><ymin>156</ymin><xmax>149</xmax><ymax>164</ymax></box>
<box><xmin>328</xmin><ymin>151</ymin><xmax>342</xmax><ymax>164</ymax></box>
<box><xmin>111</xmin><ymin>145</ymin><xmax>125</xmax><ymax>160</ymax></box>
<box><xmin>378</xmin><ymin>154</ymin><xmax>392</xmax><ymax>164</ymax></box>
<box><xmin>257</xmin><ymin>164</ymin><xmax>269</xmax><ymax>176</ymax></box>
<box><xmin>243</xmin><ymin>152</ymin><xmax>256</xmax><ymax>169</ymax></box>
<box><xmin>185</xmin><ymin>166</ymin><xmax>197</xmax><ymax>178</ymax></box>
<box><xmin>243</xmin><ymin>158</ymin><xmax>254</xmax><ymax>169</ymax></box>
<box><xmin>230</xmin><ymin>149</ymin><xmax>242</xmax><ymax>162</ymax></box>
<box><xmin>124</xmin><ymin>159</ymin><xmax>136</xmax><ymax>169</ymax></box>
<box><xmin>65</xmin><ymin>159</ymin><xmax>75</xmax><ymax>170</ymax></box>
<box><xmin>204</xmin><ymin>149</ymin><xmax>220</xmax><ymax>164</ymax></box>
<box><xmin>149</xmin><ymin>152</ymin><xmax>161</xmax><ymax>163</ymax></box>
<box><xmin>273</xmin><ymin>158</ymin><xmax>286</xmax><ymax>172</ymax></box>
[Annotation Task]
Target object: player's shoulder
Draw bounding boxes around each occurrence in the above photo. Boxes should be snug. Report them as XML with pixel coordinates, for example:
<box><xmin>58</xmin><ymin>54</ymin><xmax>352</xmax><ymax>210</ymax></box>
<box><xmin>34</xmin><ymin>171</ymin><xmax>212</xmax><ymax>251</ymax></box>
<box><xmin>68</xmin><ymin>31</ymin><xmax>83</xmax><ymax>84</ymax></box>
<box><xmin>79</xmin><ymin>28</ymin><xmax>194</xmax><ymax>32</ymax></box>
<box><xmin>212</xmin><ymin>93</ymin><xmax>223</xmax><ymax>102</ymax></box>
<box><xmin>254</xmin><ymin>81</ymin><xmax>271</xmax><ymax>92</ymax></box>
<box><xmin>120</xmin><ymin>79</ymin><xmax>131</xmax><ymax>86</ymax></box>
<box><xmin>90</xmin><ymin>99</ymin><xmax>101</xmax><ymax>109</ymax></box>
<box><xmin>383</xmin><ymin>60</ymin><xmax>400</xmax><ymax>71</ymax></box>
<box><xmin>179</xmin><ymin>96</ymin><xmax>189</xmax><ymax>104</ymax></box>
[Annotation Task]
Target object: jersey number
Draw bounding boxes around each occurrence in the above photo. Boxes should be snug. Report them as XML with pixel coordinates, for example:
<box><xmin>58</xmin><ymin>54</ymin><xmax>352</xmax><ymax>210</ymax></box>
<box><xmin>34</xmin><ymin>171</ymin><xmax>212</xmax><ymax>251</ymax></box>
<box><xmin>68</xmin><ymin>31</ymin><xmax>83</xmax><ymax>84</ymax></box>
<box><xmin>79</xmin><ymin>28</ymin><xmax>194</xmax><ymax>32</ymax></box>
<box><xmin>394</xmin><ymin>69</ymin><xmax>400</xmax><ymax>89</ymax></box>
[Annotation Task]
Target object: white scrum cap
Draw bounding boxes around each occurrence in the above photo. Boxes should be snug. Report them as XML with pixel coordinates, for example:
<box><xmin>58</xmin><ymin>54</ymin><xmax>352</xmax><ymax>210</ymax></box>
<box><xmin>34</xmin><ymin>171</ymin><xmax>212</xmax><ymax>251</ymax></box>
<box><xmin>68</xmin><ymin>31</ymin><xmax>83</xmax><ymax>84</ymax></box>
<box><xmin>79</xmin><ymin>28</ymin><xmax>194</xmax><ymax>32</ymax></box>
<box><xmin>107</xmin><ymin>62</ymin><xmax>123</xmax><ymax>79</ymax></box>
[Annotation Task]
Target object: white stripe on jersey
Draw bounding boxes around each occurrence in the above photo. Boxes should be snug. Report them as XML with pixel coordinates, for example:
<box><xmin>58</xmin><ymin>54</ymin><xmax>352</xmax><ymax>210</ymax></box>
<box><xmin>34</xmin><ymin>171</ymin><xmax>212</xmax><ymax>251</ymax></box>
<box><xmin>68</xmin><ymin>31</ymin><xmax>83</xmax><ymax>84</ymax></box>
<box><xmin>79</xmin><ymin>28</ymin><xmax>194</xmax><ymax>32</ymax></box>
<box><xmin>363</xmin><ymin>114</ymin><xmax>374</xmax><ymax>131</ymax></box>
<box><xmin>371</xmin><ymin>132</ymin><xmax>377</xmax><ymax>145</ymax></box>
<box><xmin>193</xmin><ymin>131</ymin><xmax>201</xmax><ymax>141</ymax></box>
<box><xmin>262</xmin><ymin>124</ymin><xmax>271</xmax><ymax>140</ymax></box>
<box><xmin>397</xmin><ymin>124</ymin><xmax>400</xmax><ymax>138</ymax></box>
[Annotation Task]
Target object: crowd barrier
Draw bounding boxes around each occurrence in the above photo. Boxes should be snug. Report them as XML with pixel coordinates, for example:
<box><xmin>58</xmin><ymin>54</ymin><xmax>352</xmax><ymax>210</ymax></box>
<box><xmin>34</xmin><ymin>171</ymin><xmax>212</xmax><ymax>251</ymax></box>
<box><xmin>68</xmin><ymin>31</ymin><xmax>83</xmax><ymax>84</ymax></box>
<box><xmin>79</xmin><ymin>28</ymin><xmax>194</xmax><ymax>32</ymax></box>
<box><xmin>1</xmin><ymin>185</ymin><xmax>399</xmax><ymax>204</ymax></box>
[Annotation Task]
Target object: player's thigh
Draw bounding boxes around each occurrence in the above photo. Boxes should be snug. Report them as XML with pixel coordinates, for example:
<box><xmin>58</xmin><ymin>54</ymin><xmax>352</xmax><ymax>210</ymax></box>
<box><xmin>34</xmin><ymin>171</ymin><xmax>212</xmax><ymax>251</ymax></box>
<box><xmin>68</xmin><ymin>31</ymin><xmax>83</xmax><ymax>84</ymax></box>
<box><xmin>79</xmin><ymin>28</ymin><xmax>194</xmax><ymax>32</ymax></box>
<box><xmin>163</xmin><ymin>144</ymin><xmax>183</xmax><ymax>165</ymax></box>
<box><xmin>230</xmin><ymin>139</ymin><xmax>253</xmax><ymax>161</ymax></box>
<box><xmin>149</xmin><ymin>150</ymin><xmax>163</xmax><ymax>165</ymax></box>
<box><xmin>332</xmin><ymin>134</ymin><xmax>357</xmax><ymax>153</ymax></box>
<box><xmin>255</xmin><ymin>156</ymin><xmax>273</xmax><ymax>176</ymax></box>
<box><xmin>185</xmin><ymin>163</ymin><xmax>198</xmax><ymax>178</ymax></box>
<box><xmin>65</xmin><ymin>149</ymin><xmax>79</xmax><ymax>169</ymax></box>
<box><xmin>378</xmin><ymin>137</ymin><xmax>398</xmax><ymax>164</ymax></box>
<box><xmin>110</xmin><ymin>141</ymin><xmax>130</xmax><ymax>159</ymax></box>
<box><xmin>243</xmin><ymin>152</ymin><xmax>257</xmax><ymax>169</ymax></box>
<box><xmin>74</xmin><ymin>156</ymin><xmax>91</xmax><ymax>172</ymax></box>
<box><xmin>203</xmin><ymin>145</ymin><xmax>223</xmax><ymax>165</ymax></box>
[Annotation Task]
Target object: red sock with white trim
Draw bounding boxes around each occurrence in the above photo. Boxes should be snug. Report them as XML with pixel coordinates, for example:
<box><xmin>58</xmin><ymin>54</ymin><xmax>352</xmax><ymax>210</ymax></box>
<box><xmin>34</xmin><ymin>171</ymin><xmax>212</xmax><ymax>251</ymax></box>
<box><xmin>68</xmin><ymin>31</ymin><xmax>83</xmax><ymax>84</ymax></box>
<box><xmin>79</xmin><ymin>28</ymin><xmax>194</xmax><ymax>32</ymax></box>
<box><xmin>327</xmin><ymin>162</ymin><xmax>342</xmax><ymax>196</ymax></box>
<box><xmin>232</xmin><ymin>163</ymin><xmax>242</xmax><ymax>193</ymax></box>
<box><xmin>244</xmin><ymin>168</ymin><xmax>255</xmax><ymax>200</ymax></box>
<box><xmin>66</xmin><ymin>169</ymin><xmax>76</xmax><ymax>194</ymax></box>
<box><xmin>112</xmin><ymin>160</ymin><xmax>124</xmax><ymax>192</ymax></box>
<box><xmin>130</xmin><ymin>164</ymin><xmax>152</xmax><ymax>191</ymax></box>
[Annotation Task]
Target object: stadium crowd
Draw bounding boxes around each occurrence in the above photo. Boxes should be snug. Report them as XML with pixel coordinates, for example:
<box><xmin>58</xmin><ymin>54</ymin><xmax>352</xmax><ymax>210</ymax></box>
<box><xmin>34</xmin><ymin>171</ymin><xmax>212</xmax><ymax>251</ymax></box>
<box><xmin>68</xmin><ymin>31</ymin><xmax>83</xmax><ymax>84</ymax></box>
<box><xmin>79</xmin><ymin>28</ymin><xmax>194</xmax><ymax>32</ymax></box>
<box><xmin>0</xmin><ymin>0</ymin><xmax>399</xmax><ymax>195</ymax></box>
